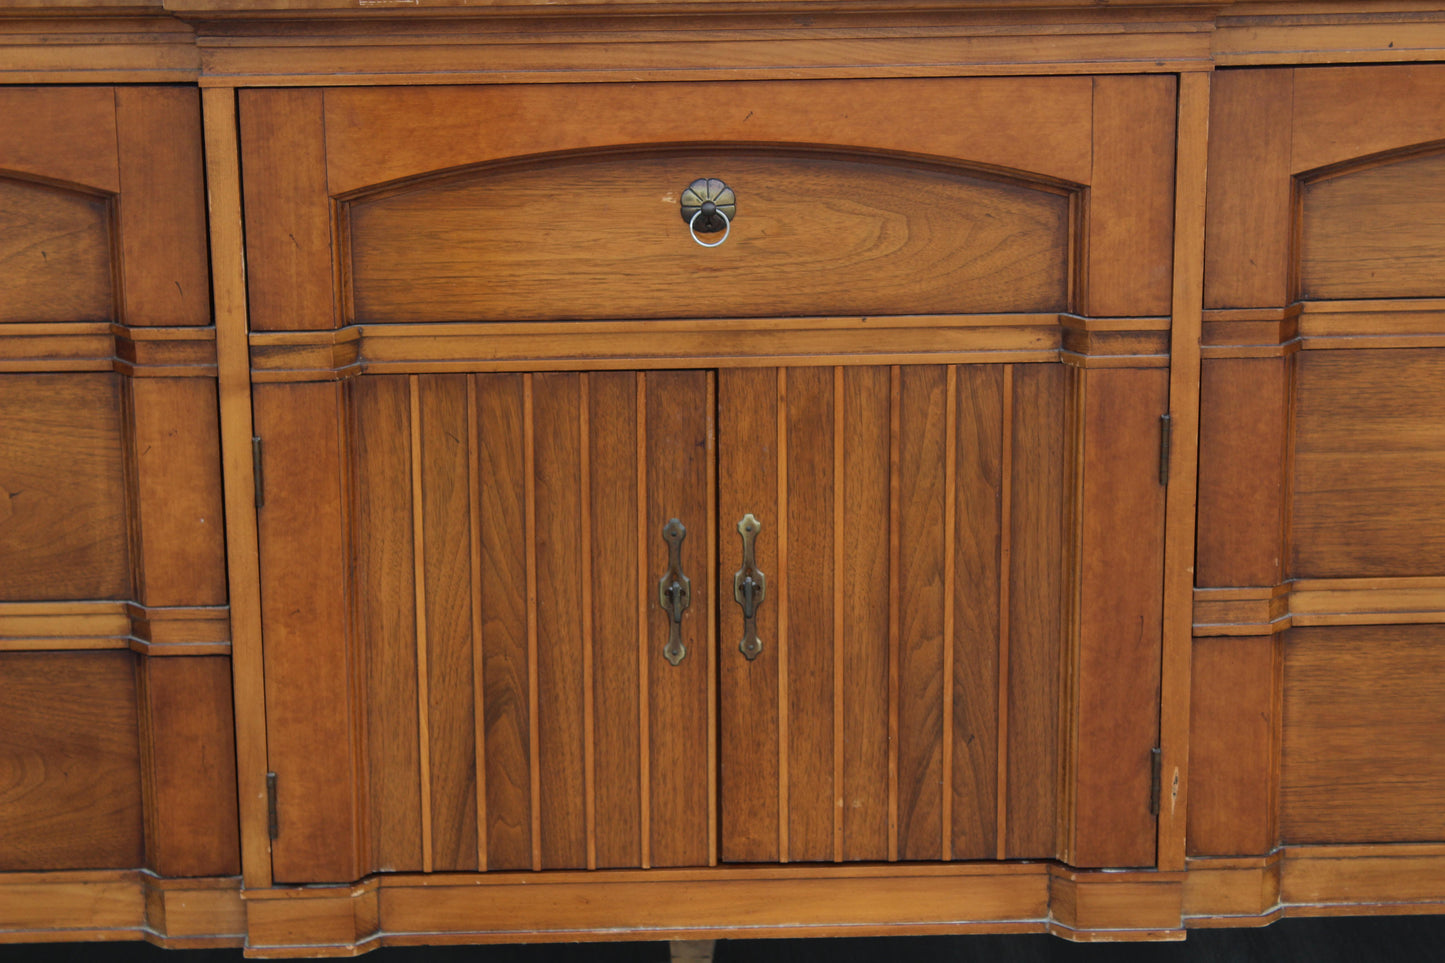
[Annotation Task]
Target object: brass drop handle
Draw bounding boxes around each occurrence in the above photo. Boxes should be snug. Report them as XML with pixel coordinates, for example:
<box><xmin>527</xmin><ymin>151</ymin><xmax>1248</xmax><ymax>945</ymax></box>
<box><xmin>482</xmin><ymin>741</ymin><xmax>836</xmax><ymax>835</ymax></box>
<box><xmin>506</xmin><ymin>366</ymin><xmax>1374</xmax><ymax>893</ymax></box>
<box><xmin>680</xmin><ymin>178</ymin><xmax>736</xmax><ymax>248</ymax></box>
<box><xmin>733</xmin><ymin>514</ymin><xmax>767</xmax><ymax>660</ymax></box>
<box><xmin>657</xmin><ymin>518</ymin><xmax>691</xmax><ymax>666</ymax></box>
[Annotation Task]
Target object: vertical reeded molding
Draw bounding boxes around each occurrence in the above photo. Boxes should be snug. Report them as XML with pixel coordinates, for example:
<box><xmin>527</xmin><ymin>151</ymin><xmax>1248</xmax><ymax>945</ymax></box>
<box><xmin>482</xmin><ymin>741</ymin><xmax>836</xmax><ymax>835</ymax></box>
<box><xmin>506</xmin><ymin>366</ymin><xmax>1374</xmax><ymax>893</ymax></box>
<box><xmin>202</xmin><ymin>85</ymin><xmax>272</xmax><ymax>889</ymax></box>
<box><xmin>832</xmin><ymin>366</ymin><xmax>846</xmax><ymax>864</ymax></box>
<box><xmin>523</xmin><ymin>373</ymin><xmax>542</xmax><ymax>872</ymax></box>
<box><xmin>942</xmin><ymin>366</ymin><xmax>957</xmax><ymax>861</ymax></box>
<box><xmin>706</xmin><ymin>371</ymin><xmax>719</xmax><ymax>868</ymax></box>
<box><xmin>996</xmin><ymin>364</ymin><xmax>1015</xmax><ymax>860</ymax></box>
<box><xmin>1058</xmin><ymin>366</ymin><xmax>1087</xmax><ymax>862</ymax></box>
<box><xmin>408</xmin><ymin>375</ymin><xmax>434</xmax><ymax>874</ymax></box>
<box><xmin>580</xmin><ymin>373</ymin><xmax>597</xmax><ymax>871</ymax></box>
<box><xmin>776</xmin><ymin>367</ymin><xmax>790</xmax><ymax>863</ymax></box>
<box><xmin>887</xmin><ymin>364</ymin><xmax>901</xmax><ymax>863</ymax></box>
<box><xmin>1158</xmin><ymin>69</ymin><xmax>1211</xmax><ymax>872</ymax></box>
<box><xmin>635</xmin><ymin>372</ymin><xmax>651</xmax><ymax>869</ymax></box>
<box><xmin>467</xmin><ymin>376</ymin><xmax>487</xmax><ymax>872</ymax></box>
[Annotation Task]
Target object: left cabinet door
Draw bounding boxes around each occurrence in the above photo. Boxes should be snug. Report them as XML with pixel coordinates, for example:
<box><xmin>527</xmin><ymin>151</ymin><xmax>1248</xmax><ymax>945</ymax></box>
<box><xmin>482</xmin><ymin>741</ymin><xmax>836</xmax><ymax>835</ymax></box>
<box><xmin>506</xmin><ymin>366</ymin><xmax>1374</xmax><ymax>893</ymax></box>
<box><xmin>256</xmin><ymin>372</ymin><xmax>715</xmax><ymax>882</ymax></box>
<box><xmin>0</xmin><ymin>87</ymin><xmax>238</xmax><ymax>879</ymax></box>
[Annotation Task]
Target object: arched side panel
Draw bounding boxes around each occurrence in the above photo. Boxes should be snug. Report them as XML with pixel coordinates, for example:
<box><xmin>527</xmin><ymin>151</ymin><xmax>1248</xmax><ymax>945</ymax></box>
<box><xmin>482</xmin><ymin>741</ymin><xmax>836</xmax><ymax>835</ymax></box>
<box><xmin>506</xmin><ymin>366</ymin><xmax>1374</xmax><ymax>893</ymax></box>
<box><xmin>0</xmin><ymin>174</ymin><xmax>115</xmax><ymax>324</ymax></box>
<box><xmin>341</xmin><ymin>148</ymin><xmax>1074</xmax><ymax>325</ymax></box>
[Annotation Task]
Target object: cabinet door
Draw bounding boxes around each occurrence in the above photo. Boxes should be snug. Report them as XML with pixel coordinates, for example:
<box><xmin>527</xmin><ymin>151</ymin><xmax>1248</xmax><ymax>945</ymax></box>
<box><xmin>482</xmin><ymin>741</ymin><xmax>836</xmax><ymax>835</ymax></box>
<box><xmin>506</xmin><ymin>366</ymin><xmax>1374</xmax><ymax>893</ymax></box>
<box><xmin>246</xmin><ymin>76</ymin><xmax>1175</xmax><ymax>881</ymax></box>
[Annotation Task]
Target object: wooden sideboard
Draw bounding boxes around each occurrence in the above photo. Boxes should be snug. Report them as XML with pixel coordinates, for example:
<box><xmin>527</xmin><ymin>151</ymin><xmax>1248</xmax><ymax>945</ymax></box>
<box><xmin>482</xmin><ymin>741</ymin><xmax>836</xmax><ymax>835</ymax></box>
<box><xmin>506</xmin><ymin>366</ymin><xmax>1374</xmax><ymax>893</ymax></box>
<box><xmin>2</xmin><ymin>0</ymin><xmax>1445</xmax><ymax>955</ymax></box>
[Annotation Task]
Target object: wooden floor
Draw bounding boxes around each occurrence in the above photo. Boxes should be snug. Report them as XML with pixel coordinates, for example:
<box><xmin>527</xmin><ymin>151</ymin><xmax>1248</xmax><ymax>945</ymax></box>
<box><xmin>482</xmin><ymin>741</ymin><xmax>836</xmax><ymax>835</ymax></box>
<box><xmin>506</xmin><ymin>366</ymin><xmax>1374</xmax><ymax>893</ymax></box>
<box><xmin>3</xmin><ymin>916</ymin><xmax>1444</xmax><ymax>963</ymax></box>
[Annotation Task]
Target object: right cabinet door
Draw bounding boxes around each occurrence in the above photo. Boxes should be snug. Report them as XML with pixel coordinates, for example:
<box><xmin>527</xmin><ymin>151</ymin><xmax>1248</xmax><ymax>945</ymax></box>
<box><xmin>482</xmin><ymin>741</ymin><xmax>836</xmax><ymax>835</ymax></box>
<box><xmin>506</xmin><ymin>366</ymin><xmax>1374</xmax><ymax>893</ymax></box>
<box><xmin>1195</xmin><ymin>65</ymin><xmax>1445</xmax><ymax>857</ymax></box>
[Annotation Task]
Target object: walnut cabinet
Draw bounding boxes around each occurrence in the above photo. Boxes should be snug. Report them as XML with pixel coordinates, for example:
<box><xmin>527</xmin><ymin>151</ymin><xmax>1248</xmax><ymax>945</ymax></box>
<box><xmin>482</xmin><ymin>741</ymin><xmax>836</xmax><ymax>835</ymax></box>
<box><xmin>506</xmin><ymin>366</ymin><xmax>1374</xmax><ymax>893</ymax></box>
<box><xmin>5</xmin><ymin>1</ymin><xmax>1445</xmax><ymax>954</ymax></box>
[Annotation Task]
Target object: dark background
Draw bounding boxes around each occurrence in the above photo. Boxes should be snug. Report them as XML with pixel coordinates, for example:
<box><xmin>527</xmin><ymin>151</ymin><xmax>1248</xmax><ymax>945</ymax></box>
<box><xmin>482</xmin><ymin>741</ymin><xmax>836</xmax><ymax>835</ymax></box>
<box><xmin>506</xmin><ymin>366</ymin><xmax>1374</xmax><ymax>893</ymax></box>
<box><xmin>3</xmin><ymin>916</ymin><xmax>1442</xmax><ymax>963</ymax></box>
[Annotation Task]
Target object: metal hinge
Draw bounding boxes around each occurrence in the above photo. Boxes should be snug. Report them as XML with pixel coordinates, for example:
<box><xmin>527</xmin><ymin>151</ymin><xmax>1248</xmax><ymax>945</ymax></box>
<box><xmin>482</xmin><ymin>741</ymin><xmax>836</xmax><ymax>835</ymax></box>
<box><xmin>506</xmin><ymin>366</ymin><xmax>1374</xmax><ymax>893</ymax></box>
<box><xmin>253</xmin><ymin>437</ymin><xmax>265</xmax><ymax>509</ymax></box>
<box><xmin>267</xmin><ymin>771</ymin><xmax>279</xmax><ymax>840</ymax></box>
<box><xmin>1158</xmin><ymin>414</ymin><xmax>1172</xmax><ymax>486</ymax></box>
<box><xmin>1149</xmin><ymin>747</ymin><xmax>1163</xmax><ymax>815</ymax></box>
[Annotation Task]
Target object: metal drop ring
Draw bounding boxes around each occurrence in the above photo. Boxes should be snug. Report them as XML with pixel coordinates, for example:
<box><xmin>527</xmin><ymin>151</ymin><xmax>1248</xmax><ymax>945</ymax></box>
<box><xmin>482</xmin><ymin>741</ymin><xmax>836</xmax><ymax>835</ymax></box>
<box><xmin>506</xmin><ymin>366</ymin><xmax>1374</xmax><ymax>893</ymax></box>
<box><xmin>689</xmin><ymin>208</ymin><xmax>731</xmax><ymax>248</ymax></box>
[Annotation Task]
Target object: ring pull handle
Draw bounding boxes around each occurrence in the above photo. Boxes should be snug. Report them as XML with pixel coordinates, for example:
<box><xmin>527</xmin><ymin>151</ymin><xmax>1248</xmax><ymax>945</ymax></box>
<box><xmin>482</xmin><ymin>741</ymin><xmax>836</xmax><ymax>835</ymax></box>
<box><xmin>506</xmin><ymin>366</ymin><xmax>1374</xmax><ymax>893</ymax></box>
<box><xmin>680</xmin><ymin>177</ymin><xmax>736</xmax><ymax>248</ymax></box>
<box><xmin>657</xmin><ymin>518</ymin><xmax>691</xmax><ymax>666</ymax></box>
<box><xmin>733</xmin><ymin>514</ymin><xmax>766</xmax><ymax>661</ymax></box>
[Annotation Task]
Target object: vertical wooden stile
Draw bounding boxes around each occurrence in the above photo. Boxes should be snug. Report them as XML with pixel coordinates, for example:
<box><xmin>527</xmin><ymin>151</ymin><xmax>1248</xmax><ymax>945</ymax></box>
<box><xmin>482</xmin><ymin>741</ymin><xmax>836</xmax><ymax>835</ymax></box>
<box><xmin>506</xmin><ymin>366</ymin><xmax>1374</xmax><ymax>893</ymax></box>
<box><xmin>997</xmin><ymin>365</ymin><xmax>1014</xmax><ymax>860</ymax></box>
<box><xmin>942</xmin><ymin>366</ymin><xmax>957</xmax><ymax>860</ymax></box>
<box><xmin>833</xmin><ymin>366</ymin><xmax>845</xmax><ymax>864</ymax></box>
<box><xmin>202</xmin><ymin>86</ymin><xmax>272</xmax><ymax>889</ymax></box>
<box><xmin>580</xmin><ymin>373</ymin><xmax>596</xmax><ymax>871</ymax></box>
<box><xmin>636</xmin><ymin>372</ymin><xmax>651</xmax><ymax>869</ymax></box>
<box><xmin>776</xmin><ymin>367</ymin><xmax>790</xmax><ymax>863</ymax></box>
<box><xmin>888</xmin><ymin>365</ymin><xmax>901</xmax><ymax>863</ymax></box>
<box><xmin>1158</xmin><ymin>70</ymin><xmax>1211</xmax><ymax>872</ymax></box>
<box><xmin>523</xmin><ymin>374</ymin><xmax>541</xmax><ymax>872</ymax></box>
<box><xmin>467</xmin><ymin>377</ymin><xmax>487</xmax><ymax>871</ymax></box>
<box><xmin>409</xmin><ymin>375</ymin><xmax>434</xmax><ymax>873</ymax></box>
<box><xmin>707</xmin><ymin>371</ymin><xmax>719</xmax><ymax>867</ymax></box>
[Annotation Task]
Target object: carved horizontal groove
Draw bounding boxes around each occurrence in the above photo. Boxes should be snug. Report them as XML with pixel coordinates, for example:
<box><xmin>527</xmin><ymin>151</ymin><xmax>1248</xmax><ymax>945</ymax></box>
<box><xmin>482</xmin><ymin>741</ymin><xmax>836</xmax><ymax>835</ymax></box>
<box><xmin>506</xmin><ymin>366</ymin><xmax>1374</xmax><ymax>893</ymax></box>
<box><xmin>1213</xmin><ymin>16</ymin><xmax>1445</xmax><ymax>66</ymax></box>
<box><xmin>0</xmin><ymin>17</ymin><xmax>200</xmax><ymax>84</ymax></box>
<box><xmin>0</xmin><ymin>323</ymin><xmax>218</xmax><ymax>377</ymax></box>
<box><xmin>0</xmin><ymin>600</ymin><xmax>231</xmax><ymax>655</ymax></box>
<box><xmin>248</xmin><ymin>315</ymin><xmax>1173</xmax><ymax>379</ymax></box>
<box><xmin>190</xmin><ymin>12</ymin><xmax>1212</xmax><ymax>86</ymax></box>
<box><xmin>1193</xmin><ymin>577</ymin><xmax>1445</xmax><ymax>636</ymax></box>
<box><xmin>0</xmin><ymin>870</ymin><xmax>242</xmax><ymax>948</ymax></box>
<box><xmin>1202</xmin><ymin>301</ymin><xmax>1445</xmax><ymax>357</ymax></box>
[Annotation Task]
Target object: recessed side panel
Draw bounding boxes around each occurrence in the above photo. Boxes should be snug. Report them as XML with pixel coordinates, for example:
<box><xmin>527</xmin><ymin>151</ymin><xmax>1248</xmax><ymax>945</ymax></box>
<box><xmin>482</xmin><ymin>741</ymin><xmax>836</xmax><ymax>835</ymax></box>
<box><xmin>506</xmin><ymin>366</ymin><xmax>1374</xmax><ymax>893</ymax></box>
<box><xmin>1293</xmin><ymin>349</ymin><xmax>1445</xmax><ymax>578</ymax></box>
<box><xmin>0</xmin><ymin>650</ymin><xmax>143</xmax><ymax>871</ymax></box>
<box><xmin>1300</xmin><ymin>148</ymin><xmax>1445</xmax><ymax>300</ymax></box>
<box><xmin>0</xmin><ymin>176</ymin><xmax>113</xmax><ymax>324</ymax></box>
<box><xmin>0</xmin><ymin>373</ymin><xmax>129</xmax><ymax>601</ymax></box>
<box><xmin>346</xmin><ymin>151</ymin><xmax>1070</xmax><ymax>324</ymax></box>
<box><xmin>1282</xmin><ymin>625</ymin><xmax>1445</xmax><ymax>843</ymax></box>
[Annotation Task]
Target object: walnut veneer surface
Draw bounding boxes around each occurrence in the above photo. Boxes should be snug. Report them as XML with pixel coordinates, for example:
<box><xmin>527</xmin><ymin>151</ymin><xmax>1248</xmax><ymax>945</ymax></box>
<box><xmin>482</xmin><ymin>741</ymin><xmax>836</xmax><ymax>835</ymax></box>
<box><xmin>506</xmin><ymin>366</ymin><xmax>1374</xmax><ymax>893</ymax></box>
<box><xmin>3</xmin><ymin>1</ymin><xmax>1445</xmax><ymax>956</ymax></box>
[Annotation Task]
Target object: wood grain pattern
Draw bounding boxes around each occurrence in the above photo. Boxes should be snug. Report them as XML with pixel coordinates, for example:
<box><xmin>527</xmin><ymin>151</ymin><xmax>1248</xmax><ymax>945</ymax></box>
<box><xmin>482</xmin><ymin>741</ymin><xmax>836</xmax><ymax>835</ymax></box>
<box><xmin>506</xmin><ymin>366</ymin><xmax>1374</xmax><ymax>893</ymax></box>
<box><xmin>840</xmin><ymin>366</ymin><xmax>892</xmax><ymax>862</ymax></box>
<box><xmin>718</xmin><ymin>367</ymin><xmax>780</xmax><ymax>863</ymax></box>
<box><xmin>137</xmin><ymin>656</ymin><xmax>240</xmax><ymax>877</ymax></box>
<box><xmin>1195</xmin><ymin>358</ymin><xmax>1290</xmax><ymax>588</ymax></box>
<box><xmin>346</xmin><ymin>151</ymin><xmax>1069</xmax><ymax>324</ymax></box>
<box><xmin>783</xmin><ymin>366</ymin><xmax>835</xmax><ymax>863</ymax></box>
<box><xmin>588</xmin><ymin>372</ymin><xmax>642</xmax><ymax>868</ymax></box>
<box><xmin>0</xmin><ymin>87</ymin><xmax>119</xmax><ymax>193</ymax></box>
<box><xmin>1301</xmin><ymin>148</ymin><xmax>1445</xmax><ymax>300</ymax></box>
<box><xmin>0</xmin><ymin>651</ymin><xmax>143</xmax><ymax>871</ymax></box>
<box><xmin>1282</xmin><ymin>625</ymin><xmax>1445</xmax><ymax>844</ymax></box>
<box><xmin>126</xmin><ymin>377</ymin><xmax>227</xmax><ymax>607</ymax></box>
<box><xmin>0</xmin><ymin>373</ymin><xmax>129</xmax><ymax>601</ymax></box>
<box><xmin>238</xmin><ymin>88</ymin><xmax>334</xmax><ymax>331</ymax></box>
<box><xmin>1188</xmin><ymin>637</ymin><xmax>1277</xmax><ymax>857</ymax></box>
<box><xmin>952</xmin><ymin>364</ymin><xmax>1002</xmax><ymax>861</ymax></box>
<box><xmin>645</xmin><ymin>371</ymin><xmax>711</xmax><ymax>868</ymax></box>
<box><xmin>1006</xmin><ymin>364</ymin><xmax>1063</xmax><ymax>859</ymax></box>
<box><xmin>323</xmin><ymin>79</ymin><xmax>1093</xmax><ymax>198</ymax></box>
<box><xmin>1087</xmin><ymin>74</ymin><xmax>1177</xmax><ymax>317</ymax></box>
<box><xmin>1293</xmin><ymin>349</ymin><xmax>1445</xmax><ymax>578</ymax></box>
<box><xmin>1203</xmin><ymin>69</ymin><xmax>1294</xmax><ymax>310</ymax></box>
<box><xmin>474</xmin><ymin>374</ymin><xmax>533</xmax><ymax>871</ymax></box>
<box><xmin>1070</xmin><ymin>368</ymin><xmax>1167</xmax><ymax>868</ymax></box>
<box><xmin>895</xmin><ymin>365</ymin><xmax>947</xmax><ymax>862</ymax></box>
<box><xmin>354</xmin><ymin>376</ymin><xmax>423</xmax><ymax>873</ymax></box>
<box><xmin>254</xmin><ymin>382</ymin><xmax>360</xmax><ymax>884</ymax></box>
<box><xmin>417</xmin><ymin>375</ymin><xmax>478</xmax><ymax>872</ymax></box>
<box><xmin>531</xmin><ymin>373</ymin><xmax>587</xmax><ymax>869</ymax></box>
<box><xmin>114</xmin><ymin>87</ymin><xmax>209</xmax><ymax>326</ymax></box>
<box><xmin>0</xmin><ymin>176</ymin><xmax>113</xmax><ymax>323</ymax></box>
<box><xmin>1292</xmin><ymin>64</ymin><xmax>1445</xmax><ymax>175</ymax></box>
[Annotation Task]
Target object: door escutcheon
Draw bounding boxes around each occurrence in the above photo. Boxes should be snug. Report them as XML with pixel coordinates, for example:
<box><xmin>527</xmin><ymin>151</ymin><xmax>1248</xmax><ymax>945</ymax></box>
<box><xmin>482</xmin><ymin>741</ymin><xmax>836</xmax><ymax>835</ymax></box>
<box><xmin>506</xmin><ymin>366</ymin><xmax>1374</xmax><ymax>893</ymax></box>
<box><xmin>657</xmin><ymin>518</ymin><xmax>691</xmax><ymax>666</ymax></box>
<box><xmin>733</xmin><ymin>514</ymin><xmax>767</xmax><ymax>660</ymax></box>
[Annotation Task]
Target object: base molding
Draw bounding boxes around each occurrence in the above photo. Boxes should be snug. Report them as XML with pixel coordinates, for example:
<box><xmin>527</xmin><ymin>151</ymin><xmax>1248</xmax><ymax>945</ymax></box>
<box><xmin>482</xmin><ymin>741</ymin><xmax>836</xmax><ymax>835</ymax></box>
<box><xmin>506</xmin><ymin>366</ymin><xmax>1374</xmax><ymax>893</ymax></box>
<box><xmin>0</xmin><ymin>871</ymin><xmax>243</xmax><ymax>948</ymax></box>
<box><xmin>1185</xmin><ymin>844</ymin><xmax>1445</xmax><ymax>926</ymax></box>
